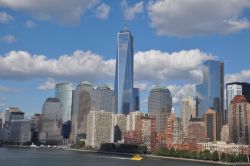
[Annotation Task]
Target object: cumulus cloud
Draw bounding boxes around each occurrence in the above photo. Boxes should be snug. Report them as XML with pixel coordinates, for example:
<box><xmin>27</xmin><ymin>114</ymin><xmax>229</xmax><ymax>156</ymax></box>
<box><xmin>134</xmin><ymin>49</ymin><xmax>214</xmax><ymax>83</ymax></box>
<box><xmin>25</xmin><ymin>20</ymin><xmax>36</xmax><ymax>28</ymax></box>
<box><xmin>0</xmin><ymin>49</ymin><xmax>214</xmax><ymax>85</ymax></box>
<box><xmin>148</xmin><ymin>0</ymin><xmax>250</xmax><ymax>37</ymax></box>
<box><xmin>0</xmin><ymin>34</ymin><xmax>16</xmax><ymax>43</ymax></box>
<box><xmin>225</xmin><ymin>69</ymin><xmax>250</xmax><ymax>83</ymax></box>
<box><xmin>0</xmin><ymin>50</ymin><xmax>115</xmax><ymax>81</ymax></box>
<box><xmin>167</xmin><ymin>84</ymin><xmax>196</xmax><ymax>105</ymax></box>
<box><xmin>95</xmin><ymin>3</ymin><xmax>110</xmax><ymax>20</ymax></box>
<box><xmin>38</xmin><ymin>78</ymin><xmax>56</xmax><ymax>91</ymax></box>
<box><xmin>0</xmin><ymin>0</ymin><xmax>99</xmax><ymax>25</ymax></box>
<box><xmin>0</xmin><ymin>11</ymin><xmax>13</xmax><ymax>24</ymax></box>
<box><xmin>121</xmin><ymin>0</ymin><xmax>144</xmax><ymax>21</ymax></box>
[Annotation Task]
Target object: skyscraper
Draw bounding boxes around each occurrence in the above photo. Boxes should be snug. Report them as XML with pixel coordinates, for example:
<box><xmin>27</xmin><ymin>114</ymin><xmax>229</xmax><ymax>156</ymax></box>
<box><xmin>148</xmin><ymin>86</ymin><xmax>172</xmax><ymax>132</ymax></box>
<box><xmin>196</xmin><ymin>60</ymin><xmax>224</xmax><ymax>140</ymax></box>
<box><xmin>180</xmin><ymin>96</ymin><xmax>195</xmax><ymax>136</ymax></box>
<box><xmin>226</xmin><ymin>82</ymin><xmax>250</xmax><ymax>123</ymax></box>
<box><xmin>55</xmin><ymin>83</ymin><xmax>73</xmax><ymax>123</ymax></box>
<box><xmin>228</xmin><ymin>95</ymin><xmax>250</xmax><ymax>144</ymax></box>
<box><xmin>114</xmin><ymin>25</ymin><xmax>134</xmax><ymax>115</ymax></box>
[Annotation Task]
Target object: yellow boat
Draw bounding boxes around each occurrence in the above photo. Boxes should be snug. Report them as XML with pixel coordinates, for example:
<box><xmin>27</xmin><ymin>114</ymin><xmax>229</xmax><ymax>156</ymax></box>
<box><xmin>130</xmin><ymin>154</ymin><xmax>143</xmax><ymax>161</ymax></box>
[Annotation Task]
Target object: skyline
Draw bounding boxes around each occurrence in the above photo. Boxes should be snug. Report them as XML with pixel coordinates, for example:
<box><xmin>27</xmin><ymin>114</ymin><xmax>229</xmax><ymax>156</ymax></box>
<box><xmin>1</xmin><ymin>0</ymin><xmax>250</xmax><ymax>116</ymax></box>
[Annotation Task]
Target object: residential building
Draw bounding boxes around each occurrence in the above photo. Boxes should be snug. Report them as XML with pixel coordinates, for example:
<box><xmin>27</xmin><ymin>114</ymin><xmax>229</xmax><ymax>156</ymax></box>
<box><xmin>226</xmin><ymin>82</ymin><xmax>250</xmax><ymax>123</ymax></box>
<box><xmin>221</xmin><ymin>125</ymin><xmax>229</xmax><ymax>143</ymax></box>
<box><xmin>86</xmin><ymin>110</ymin><xmax>113</xmax><ymax>149</ymax></box>
<box><xmin>185</xmin><ymin>117</ymin><xmax>208</xmax><ymax>143</ymax></box>
<box><xmin>229</xmin><ymin>95</ymin><xmax>250</xmax><ymax>144</ymax></box>
<box><xmin>112</xmin><ymin>113</ymin><xmax>127</xmax><ymax>143</ymax></box>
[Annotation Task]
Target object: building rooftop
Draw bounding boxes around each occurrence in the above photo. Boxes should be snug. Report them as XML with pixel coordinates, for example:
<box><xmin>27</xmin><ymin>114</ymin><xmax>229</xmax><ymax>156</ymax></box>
<box><xmin>45</xmin><ymin>98</ymin><xmax>61</xmax><ymax>103</ymax></box>
<box><xmin>152</xmin><ymin>85</ymin><xmax>169</xmax><ymax>91</ymax></box>
<box><xmin>96</xmin><ymin>84</ymin><xmax>110</xmax><ymax>90</ymax></box>
<box><xmin>230</xmin><ymin>95</ymin><xmax>249</xmax><ymax>104</ymax></box>
<box><xmin>78</xmin><ymin>81</ymin><xmax>92</xmax><ymax>86</ymax></box>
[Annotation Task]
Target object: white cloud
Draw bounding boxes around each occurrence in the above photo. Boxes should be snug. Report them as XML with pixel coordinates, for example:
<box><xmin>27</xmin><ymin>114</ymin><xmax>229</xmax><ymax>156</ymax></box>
<box><xmin>0</xmin><ymin>49</ymin><xmax>214</xmax><ymax>84</ymax></box>
<box><xmin>1</xmin><ymin>34</ymin><xmax>16</xmax><ymax>43</ymax></box>
<box><xmin>121</xmin><ymin>0</ymin><xmax>144</xmax><ymax>21</ymax></box>
<box><xmin>0</xmin><ymin>50</ymin><xmax>115</xmax><ymax>81</ymax></box>
<box><xmin>0</xmin><ymin>11</ymin><xmax>13</xmax><ymax>24</ymax></box>
<box><xmin>95</xmin><ymin>3</ymin><xmax>110</xmax><ymax>20</ymax></box>
<box><xmin>225</xmin><ymin>69</ymin><xmax>250</xmax><ymax>83</ymax></box>
<box><xmin>38</xmin><ymin>78</ymin><xmax>56</xmax><ymax>91</ymax></box>
<box><xmin>134</xmin><ymin>49</ymin><xmax>214</xmax><ymax>83</ymax></box>
<box><xmin>0</xmin><ymin>0</ymin><xmax>99</xmax><ymax>25</ymax></box>
<box><xmin>167</xmin><ymin>84</ymin><xmax>196</xmax><ymax>105</ymax></box>
<box><xmin>148</xmin><ymin>0</ymin><xmax>250</xmax><ymax>37</ymax></box>
<box><xmin>25</xmin><ymin>20</ymin><xmax>36</xmax><ymax>28</ymax></box>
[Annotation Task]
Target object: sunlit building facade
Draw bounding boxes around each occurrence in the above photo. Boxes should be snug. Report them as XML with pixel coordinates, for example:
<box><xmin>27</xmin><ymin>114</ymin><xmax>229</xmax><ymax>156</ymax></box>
<box><xmin>55</xmin><ymin>83</ymin><xmax>73</xmax><ymax>123</ymax></box>
<box><xmin>196</xmin><ymin>60</ymin><xmax>224</xmax><ymax>140</ymax></box>
<box><xmin>114</xmin><ymin>26</ymin><xmax>134</xmax><ymax>115</ymax></box>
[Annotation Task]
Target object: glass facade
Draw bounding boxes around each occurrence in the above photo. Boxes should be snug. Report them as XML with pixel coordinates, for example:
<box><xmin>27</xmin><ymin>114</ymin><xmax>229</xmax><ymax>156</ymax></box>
<box><xmin>114</xmin><ymin>26</ymin><xmax>134</xmax><ymax>115</ymax></box>
<box><xmin>55</xmin><ymin>83</ymin><xmax>73</xmax><ymax>123</ymax></box>
<box><xmin>196</xmin><ymin>60</ymin><xmax>224</xmax><ymax>140</ymax></box>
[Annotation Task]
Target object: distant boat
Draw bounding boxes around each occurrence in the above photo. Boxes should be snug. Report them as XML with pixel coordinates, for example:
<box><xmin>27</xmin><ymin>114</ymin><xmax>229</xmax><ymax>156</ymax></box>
<box><xmin>30</xmin><ymin>143</ymin><xmax>39</xmax><ymax>148</ymax></box>
<box><xmin>130</xmin><ymin>154</ymin><xmax>143</xmax><ymax>161</ymax></box>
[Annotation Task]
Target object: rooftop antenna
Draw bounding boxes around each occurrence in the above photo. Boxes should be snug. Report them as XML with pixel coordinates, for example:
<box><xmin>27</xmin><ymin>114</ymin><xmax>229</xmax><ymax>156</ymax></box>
<box><xmin>124</xmin><ymin>23</ymin><xmax>127</xmax><ymax>31</ymax></box>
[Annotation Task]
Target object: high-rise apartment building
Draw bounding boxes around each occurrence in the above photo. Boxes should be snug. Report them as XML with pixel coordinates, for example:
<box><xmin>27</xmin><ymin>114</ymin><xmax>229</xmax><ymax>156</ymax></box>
<box><xmin>55</xmin><ymin>83</ymin><xmax>73</xmax><ymax>123</ymax></box>
<box><xmin>226</xmin><ymin>82</ymin><xmax>250</xmax><ymax>123</ymax></box>
<box><xmin>196</xmin><ymin>60</ymin><xmax>224</xmax><ymax>140</ymax></box>
<box><xmin>86</xmin><ymin>110</ymin><xmax>113</xmax><ymax>148</ymax></box>
<box><xmin>114</xmin><ymin>26</ymin><xmax>135</xmax><ymax>115</ymax></box>
<box><xmin>229</xmin><ymin>95</ymin><xmax>250</xmax><ymax>145</ymax></box>
<box><xmin>180</xmin><ymin>96</ymin><xmax>195</xmax><ymax>136</ymax></box>
<box><xmin>9</xmin><ymin>119</ymin><xmax>31</xmax><ymax>144</ymax></box>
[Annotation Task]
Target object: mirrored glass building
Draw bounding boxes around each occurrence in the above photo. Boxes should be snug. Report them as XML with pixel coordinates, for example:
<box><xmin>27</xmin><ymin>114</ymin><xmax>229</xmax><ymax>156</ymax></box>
<box><xmin>114</xmin><ymin>26</ymin><xmax>134</xmax><ymax>115</ymax></box>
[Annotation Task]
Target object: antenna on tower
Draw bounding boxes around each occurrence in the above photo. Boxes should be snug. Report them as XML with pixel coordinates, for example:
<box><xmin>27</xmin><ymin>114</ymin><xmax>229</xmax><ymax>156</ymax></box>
<box><xmin>124</xmin><ymin>23</ymin><xmax>128</xmax><ymax>31</ymax></box>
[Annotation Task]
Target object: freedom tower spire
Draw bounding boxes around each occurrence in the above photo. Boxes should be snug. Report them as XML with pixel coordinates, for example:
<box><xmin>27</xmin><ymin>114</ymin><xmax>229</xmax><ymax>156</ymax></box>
<box><xmin>114</xmin><ymin>25</ymin><xmax>135</xmax><ymax>115</ymax></box>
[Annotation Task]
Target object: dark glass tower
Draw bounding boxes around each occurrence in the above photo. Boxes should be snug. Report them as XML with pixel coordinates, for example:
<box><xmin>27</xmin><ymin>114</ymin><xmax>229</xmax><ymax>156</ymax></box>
<box><xmin>196</xmin><ymin>60</ymin><xmax>224</xmax><ymax>140</ymax></box>
<box><xmin>114</xmin><ymin>25</ymin><xmax>134</xmax><ymax>115</ymax></box>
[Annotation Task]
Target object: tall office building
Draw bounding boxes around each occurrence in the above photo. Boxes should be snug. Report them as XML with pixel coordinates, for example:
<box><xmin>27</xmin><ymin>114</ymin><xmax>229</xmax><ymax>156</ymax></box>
<box><xmin>114</xmin><ymin>25</ymin><xmax>135</xmax><ymax>115</ymax></box>
<box><xmin>71</xmin><ymin>82</ymin><xmax>115</xmax><ymax>142</ymax></box>
<box><xmin>71</xmin><ymin>81</ymin><xmax>93</xmax><ymax>141</ymax></box>
<box><xmin>180</xmin><ymin>96</ymin><xmax>195</xmax><ymax>136</ymax></box>
<box><xmin>39</xmin><ymin>98</ymin><xmax>63</xmax><ymax>143</ymax></box>
<box><xmin>55</xmin><ymin>83</ymin><xmax>73</xmax><ymax>123</ymax></box>
<box><xmin>229</xmin><ymin>95</ymin><xmax>250</xmax><ymax>145</ymax></box>
<box><xmin>204</xmin><ymin>108</ymin><xmax>217</xmax><ymax>142</ymax></box>
<box><xmin>9</xmin><ymin>119</ymin><xmax>31</xmax><ymax>144</ymax></box>
<box><xmin>196</xmin><ymin>60</ymin><xmax>224</xmax><ymax>140</ymax></box>
<box><xmin>148</xmin><ymin>86</ymin><xmax>172</xmax><ymax>132</ymax></box>
<box><xmin>226</xmin><ymin>82</ymin><xmax>250</xmax><ymax>123</ymax></box>
<box><xmin>91</xmin><ymin>84</ymin><xmax>114</xmax><ymax>112</ymax></box>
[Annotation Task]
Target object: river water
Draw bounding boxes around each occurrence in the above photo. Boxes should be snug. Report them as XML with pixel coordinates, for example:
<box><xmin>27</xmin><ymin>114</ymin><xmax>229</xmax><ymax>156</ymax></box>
<box><xmin>0</xmin><ymin>147</ymin><xmax>217</xmax><ymax>166</ymax></box>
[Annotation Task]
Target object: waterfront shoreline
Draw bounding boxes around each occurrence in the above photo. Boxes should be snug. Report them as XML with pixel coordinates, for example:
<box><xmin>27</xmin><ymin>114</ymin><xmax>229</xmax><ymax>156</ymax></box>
<box><xmin>67</xmin><ymin>148</ymin><xmax>250</xmax><ymax>165</ymax></box>
<box><xmin>1</xmin><ymin>146</ymin><xmax>249</xmax><ymax>165</ymax></box>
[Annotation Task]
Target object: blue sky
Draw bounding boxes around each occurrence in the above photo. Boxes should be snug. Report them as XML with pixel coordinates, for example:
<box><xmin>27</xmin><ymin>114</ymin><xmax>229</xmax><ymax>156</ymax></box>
<box><xmin>0</xmin><ymin>0</ymin><xmax>250</xmax><ymax>117</ymax></box>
